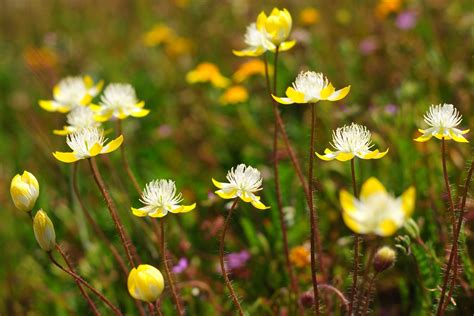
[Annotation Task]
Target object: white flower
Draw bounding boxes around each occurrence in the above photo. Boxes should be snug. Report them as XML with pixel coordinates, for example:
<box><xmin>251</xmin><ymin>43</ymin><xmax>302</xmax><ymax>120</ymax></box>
<box><xmin>415</xmin><ymin>103</ymin><xmax>469</xmax><ymax>143</ymax></box>
<box><xmin>316</xmin><ymin>123</ymin><xmax>388</xmax><ymax>161</ymax></box>
<box><xmin>91</xmin><ymin>83</ymin><xmax>149</xmax><ymax>121</ymax></box>
<box><xmin>54</xmin><ymin>106</ymin><xmax>100</xmax><ymax>135</ymax></box>
<box><xmin>39</xmin><ymin>76</ymin><xmax>103</xmax><ymax>113</ymax></box>
<box><xmin>272</xmin><ymin>71</ymin><xmax>350</xmax><ymax>104</ymax></box>
<box><xmin>212</xmin><ymin>164</ymin><xmax>270</xmax><ymax>210</ymax></box>
<box><xmin>131</xmin><ymin>180</ymin><xmax>196</xmax><ymax>218</ymax></box>
<box><xmin>340</xmin><ymin>178</ymin><xmax>415</xmax><ymax>237</ymax></box>
<box><xmin>53</xmin><ymin>127</ymin><xmax>123</xmax><ymax>163</ymax></box>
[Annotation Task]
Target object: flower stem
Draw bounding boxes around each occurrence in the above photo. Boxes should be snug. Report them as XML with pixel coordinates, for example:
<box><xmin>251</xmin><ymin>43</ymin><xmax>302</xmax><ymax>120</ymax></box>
<box><xmin>361</xmin><ymin>273</ymin><xmax>378</xmax><ymax>316</ymax></box>
<box><xmin>88</xmin><ymin>157</ymin><xmax>138</xmax><ymax>268</ymax></box>
<box><xmin>148</xmin><ymin>303</ymin><xmax>157</xmax><ymax>316</ymax></box>
<box><xmin>50</xmin><ymin>246</ymin><xmax>123</xmax><ymax>315</ymax></box>
<box><xmin>348</xmin><ymin>159</ymin><xmax>360</xmax><ymax>315</ymax></box>
<box><xmin>116</xmin><ymin>120</ymin><xmax>142</xmax><ymax>194</ymax></box>
<box><xmin>219</xmin><ymin>199</ymin><xmax>244</xmax><ymax>316</ymax></box>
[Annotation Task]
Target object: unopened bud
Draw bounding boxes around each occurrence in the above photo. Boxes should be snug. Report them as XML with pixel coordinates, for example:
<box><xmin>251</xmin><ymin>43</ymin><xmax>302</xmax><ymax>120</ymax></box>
<box><xmin>33</xmin><ymin>210</ymin><xmax>56</xmax><ymax>252</ymax></box>
<box><xmin>373</xmin><ymin>246</ymin><xmax>396</xmax><ymax>273</ymax></box>
<box><xmin>299</xmin><ymin>291</ymin><xmax>315</xmax><ymax>309</ymax></box>
<box><xmin>10</xmin><ymin>171</ymin><xmax>39</xmax><ymax>212</ymax></box>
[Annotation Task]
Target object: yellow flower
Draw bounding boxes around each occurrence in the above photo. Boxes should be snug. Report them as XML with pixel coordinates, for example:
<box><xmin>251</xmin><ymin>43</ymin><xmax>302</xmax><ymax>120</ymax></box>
<box><xmin>128</xmin><ymin>264</ymin><xmax>165</xmax><ymax>303</ymax></box>
<box><xmin>39</xmin><ymin>76</ymin><xmax>103</xmax><ymax>113</ymax></box>
<box><xmin>289</xmin><ymin>246</ymin><xmax>311</xmax><ymax>268</ymax></box>
<box><xmin>316</xmin><ymin>123</ymin><xmax>388</xmax><ymax>161</ymax></box>
<box><xmin>375</xmin><ymin>0</ymin><xmax>402</xmax><ymax>19</ymax></box>
<box><xmin>233</xmin><ymin>60</ymin><xmax>270</xmax><ymax>83</ymax></box>
<box><xmin>131</xmin><ymin>180</ymin><xmax>196</xmax><ymax>218</ymax></box>
<box><xmin>142</xmin><ymin>24</ymin><xmax>176</xmax><ymax>47</ymax></box>
<box><xmin>10</xmin><ymin>171</ymin><xmax>39</xmax><ymax>212</ymax></box>
<box><xmin>212</xmin><ymin>164</ymin><xmax>270</xmax><ymax>210</ymax></box>
<box><xmin>219</xmin><ymin>85</ymin><xmax>249</xmax><ymax>105</ymax></box>
<box><xmin>33</xmin><ymin>210</ymin><xmax>56</xmax><ymax>252</ymax></box>
<box><xmin>186</xmin><ymin>62</ymin><xmax>230</xmax><ymax>88</ymax></box>
<box><xmin>165</xmin><ymin>37</ymin><xmax>192</xmax><ymax>57</ymax></box>
<box><xmin>340</xmin><ymin>177</ymin><xmax>415</xmax><ymax>237</ymax></box>
<box><xmin>91</xmin><ymin>83</ymin><xmax>149</xmax><ymax>122</ymax></box>
<box><xmin>299</xmin><ymin>8</ymin><xmax>320</xmax><ymax>26</ymax></box>
<box><xmin>53</xmin><ymin>127</ymin><xmax>123</xmax><ymax>163</ymax></box>
<box><xmin>272</xmin><ymin>71</ymin><xmax>350</xmax><ymax>104</ymax></box>
<box><xmin>53</xmin><ymin>106</ymin><xmax>101</xmax><ymax>136</ymax></box>
<box><xmin>414</xmin><ymin>104</ymin><xmax>469</xmax><ymax>143</ymax></box>
<box><xmin>23</xmin><ymin>47</ymin><xmax>58</xmax><ymax>70</ymax></box>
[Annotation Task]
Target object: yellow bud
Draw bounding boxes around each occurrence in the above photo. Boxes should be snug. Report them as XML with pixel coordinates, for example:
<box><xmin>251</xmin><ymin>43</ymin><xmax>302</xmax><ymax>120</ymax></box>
<box><xmin>128</xmin><ymin>264</ymin><xmax>165</xmax><ymax>303</ymax></box>
<box><xmin>10</xmin><ymin>171</ymin><xmax>39</xmax><ymax>212</ymax></box>
<box><xmin>33</xmin><ymin>210</ymin><xmax>56</xmax><ymax>252</ymax></box>
<box><xmin>373</xmin><ymin>246</ymin><xmax>396</xmax><ymax>273</ymax></box>
<box><xmin>257</xmin><ymin>8</ymin><xmax>292</xmax><ymax>45</ymax></box>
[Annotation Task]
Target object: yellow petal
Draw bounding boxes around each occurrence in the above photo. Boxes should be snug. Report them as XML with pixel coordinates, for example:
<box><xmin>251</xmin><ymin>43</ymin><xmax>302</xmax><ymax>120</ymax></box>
<box><xmin>360</xmin><ymin>177</ymin><xmax>386</xmax><ymax>200</ymax></box>
<box><xmin>342</xmin><ymin>212</ymin><xmax>364</xmax><ymax>234</ymax></box>
<box><xmin>339</xmin><ymin>190</ymin><xmax>356</xmax><ymax>213</ymax></box>
<box><xmin>215</xmin><ymin>190</ymin><xmax>237</xmax><ymax>199</ymax></box>
<box><xmin>319</xmin><ymin>83</ymin><xmax>335</xmax><ymax>100</ymax></box>
<box><xmin>80</xmin><ymin>94</ymin><xmax>93</xmax><ymax>106</ymax></box>
<box><xmin>102</xmin><ymin>135</ymin><xmax>124</xmax><ymax>154</ymax></box>
<box><xmin>135</xmin><ymin>101</ymin><xmax>145</xmax><ymax>108</ymax></box>
<box><xmin>38</xmin><ymin>100</ymin><xmax>57</xmax><ymax>112</ymax></box>
<box><xmin>286</xmin><ymin>87</ymin><xmax>306</xmax><ymax>103</ymax></box>
<box><xmin>53</xmin><ymin>128</ymin><xmax>69</xmax><ymax>136</ymax></box>
<box><xmin>335</xmin><ymin>152</ymin><xmax>354</xmax><ymax>161</ymax></box>
<box><xmin>131</xmin><ymin>207</ymin><xmax>149</xmax><ymax>217</ymax></box>
<box><xmin>94</xmin><ymin>113</ymin><xmax>111</xmax><ymax>122</ymax></box>
<box><xmin>89</xmin><ymin>143</ymin><xmax>103</xmax><ymax>156</ymax></box>
<box><xmin>414</xmin><ymin>134</ymin><xmax>432</xmax><ymax>142</ymax></box>
<box><xmin>373</xmin><ymin>148</ymin><xmax>389</xmax><ymax>159</ymax></box>
<box><xmin>212</xmin><ymin>178</ymin><xmax>224</xmax><ymax>189</ymax></box>
<box><xmin>271</xmin><ymin>94</ymin><xmax>294</xmax><ymax>105</ymax></box>
<box><xmin>149</xmin><ymin>209</ymin><xmax>167</xmax><ymax>218</ymax></box>
<box><xmin>401</xmin><ymin>186</ymin><xmax>416</xmax><ymax>218</ymax></box>
<box><xmin>327</xmin><ymin>85</ymin><xmax>351</xmax><ymax>101</ymax></box>
<box><xmin>95</xmin><ymin>80</ymin><xmax>104</xmax><ymax>93</ymax></box>
<box><xmin>251</xmin><ymin>199</ymin><xmax>270</xmax><ymax>210</ymax></box>
<box><xmin>460</xmin><ymin>129</ymin><xmax>470</xmax><ymax>135</ymax></box>
<box><xmin>131</xmin><ymin>108</ymin><xmax>150</xmax><ymax>118</ymax></box>
<box><xmin>89</xmin><ymin>104</ymin><xmax>102</xmax><ymax>111</ymax></box>
<box><xmin>450</xmin><ymin>130</ymin><xmax>469</xmax><ymax>143</ymax></box>
<box><xmin>232</xmin><ymin>48</ymin><xmax>265</xmax><ymax>57</ymax></box>
<box><xmin>279</xmin><ymin>40</ymin><xmax>296</xmax><ymax>52</ymax></box>
<box><xmin>53</xmin><ymin>151</ymin><xmax>79</xmax><ymax>163</ymax></box>
<box><xmin>83</xmin><ymin>75</ymin><xmax>93</xmax><ymax>88</ymax></box>
<box><xmin>376</xmin><ymin>219</ymin><xmax>398</xmax><ymax>237</ymax></box>
<box><xmin>315</xmin><ymin>151</ymin><xmax>335</xmax><ymax>161</ymax></box>
<box><xmin>180</xmin><ymin>203</ymin><xmax>196</xmax><ymax>213</ymax></box>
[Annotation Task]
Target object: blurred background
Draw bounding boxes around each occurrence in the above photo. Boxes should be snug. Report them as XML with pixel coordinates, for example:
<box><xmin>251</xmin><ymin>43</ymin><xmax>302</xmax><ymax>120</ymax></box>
<box><xmin>0</xmin><ymin>0</ymin><xmax>473</xmax><ymax>315</ymax></box>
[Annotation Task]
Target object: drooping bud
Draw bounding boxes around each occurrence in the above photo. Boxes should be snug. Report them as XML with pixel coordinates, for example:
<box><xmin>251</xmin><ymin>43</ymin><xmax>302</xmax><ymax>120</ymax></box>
<box><xmin>373</xmin><ymin>246</ymin><xmax>396</xmax><ymax>273</ymax></box>
<box><xmin>33</xmin><ymin>210</ymin><xmax>56</xmax><ymax>252</ymax></box>
<box><xmin>127</xmin><ymin>264</ymin><xmax>165</xmax><ymax>303</ymax></box>
<box><xmin>10</xmin><ymin>171</ymin><xmax>39</xmax><ymax>212</ymax></box>
<box><xmin>299</xmin><ymin>291</ymin><xmax>315</xmax><ymax>309</ymax></box>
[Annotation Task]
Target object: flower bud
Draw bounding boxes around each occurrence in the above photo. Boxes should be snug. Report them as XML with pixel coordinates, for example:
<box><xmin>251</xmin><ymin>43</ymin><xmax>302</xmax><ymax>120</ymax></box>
<box><xmin>373</xmin><ymin>246</ymin><xmax>396</xmax><ymax>273</ymax></box>
<box><xmin>257</xmin><ymin>8</ymin><xmax>292</xmax><ymax>45</ymax></box>
<box><xmin>128</xmin><ymin>264</ymin><xmax>165</xmax><ymax>303</ymax></box>
<box><xmin>33</xmin><ymin>210</ymin><xmax>56</xmax><ymax>252</ymax></box>
<box><xmin>10</xmin><ymin>171</ymin><xmax>39</xmax><ymax>212</ymax></box>
<box><xmin>299</xmin><ymin>291</ymin><xmax>315</xmax><ymax>309</ymax></box>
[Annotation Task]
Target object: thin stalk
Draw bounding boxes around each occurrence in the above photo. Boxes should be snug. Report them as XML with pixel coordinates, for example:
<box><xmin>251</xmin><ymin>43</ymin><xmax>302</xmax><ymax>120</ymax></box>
<box><xmin>116</xmin><ymin>120</ymin><xmax>142</xmax><ymax>194</ymax></box>
<box><xmin>49</xmin><ymin>248</ymin><xmax>122</xmax><ymax>315</ymax></box>
<box><xmin>308</xmin><ymin>103</ymin><xmax>320</xmax><ymax>316</ymax></box>
<box><xmin>361</xmin><ymin>273</ymin><xmax>378</xmax><ymax>316</ymax></box>
<box><xmin>438</xmin><ymin>160</ymin><xmax>474</xmax><ymax>315</ymax></box>
<box><xmin>219</xmin><ymin>199</ymin><xmax>244</xmax><ymax>316</ymax></box>
<box><xmin>88</xmin><ymin>157</ymin><xmax>137</xmax><ymax>268</ymax></box>
<box><xmin>317</xmin><ymin>284</ymin><xmax>349</xmax><ymax>313</ymax></box>
<box><xmin>158</xmin><ymin>219</ymin><xmax>184</xmax><ymax>315</ymax></box>
<box><xmin>148</xmin><ymin>303</ymin><xmax>156</xmax><ymax>316</ymax></box>
<box><xmin>348</xmin><ymin>159</ymin><xmax>360</xmax><ymax>315</ymax></box>
<box><xmin>54</xmin><ymin>245</ymin><xmax>100</xmax><ymax>315</ymax></box>
<box><xmin>355</xmin><ymin>238</ymin><xmax>378</xmax><ymax>316</ymax></box>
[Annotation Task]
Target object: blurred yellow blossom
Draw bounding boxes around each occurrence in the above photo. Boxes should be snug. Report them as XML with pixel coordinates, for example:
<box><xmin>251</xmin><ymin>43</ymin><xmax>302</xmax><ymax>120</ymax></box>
<box><xmin>53</xmin><ymin>106</ymin><xmax>100</xmax><ymax>136</ymax></box>
<box><xmin>165</xmin><ymin>36</ymin><xmax>192</xmax><ymax>57</ymax></box>
<box><xmin>142</xmin><ymin>24</ymin><xmax>175</xmax><ymax>47</ymax></box>
<box><xmin>299</xmin><ymin>8</ymin><xmax>320</xmax><ymax>26</ymax></box>
<box><xmin>335</xmin><ymin>9</ymin><xmax>352</xmax><ymax>25</ymax></box>
<box><xmin>186</xmin><ymin>62</ymin><xmax>230</xmax><ymax>88</ymax></box>
<box><xmin>219</xmin><ymin>85</ymin><xmax>248</xmax><ymax>105</ymax></box>
<box><xmin>375</xmin><ymin>0</ymin><xmax>402</xmax><ymax>19</ymax></box>
<box><xmin>290</xmin><ymin>245</ymin><xmax>310</xmax><ymax>268</ymax></box>
<box><xmin>233</xmin><ymin>60</ymin><xmax>270</xmax><ymax>82</ymax></box>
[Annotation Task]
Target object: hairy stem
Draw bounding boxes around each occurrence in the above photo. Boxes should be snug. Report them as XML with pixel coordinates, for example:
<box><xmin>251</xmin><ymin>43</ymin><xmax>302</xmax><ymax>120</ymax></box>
<box><xmin>361</xmin><ymin>273</ymin><xmax>378</xmax><ymax>316</ymax></box>
<box><xmin>116</xmin><ymin>120</ymin><xmax>142</xmax><ymax>194</ymax></box>
<box><xmin>348</xmin><ymin>159</ymin><xmax>360</xmax><ymax>315</ymax></box>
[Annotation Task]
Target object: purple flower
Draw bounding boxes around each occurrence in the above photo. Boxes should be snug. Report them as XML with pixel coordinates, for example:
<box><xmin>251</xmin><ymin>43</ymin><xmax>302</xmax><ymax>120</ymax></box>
<box><xmin>225</xmin><ymin>250</ymin><xmax>251</xmax><ymax>270</ymax></box>
<box><xmin>359</xmin><ymin>37</ymin><xmax>378</xmax><ymax>55</ymax></box>
<box><xmin>396</xmin><ymin>11</ymin><xmax>417</xmax><ymax>30</ymax></box>
<box><xmin>385</xmin><ymin>103</ymin><xmax>398</xmax><ymax>115</ymax></box>
<box><xmin>172</xmin><ymin>258</ymin><xmax>188</xmax><ymax>274</ymax></box>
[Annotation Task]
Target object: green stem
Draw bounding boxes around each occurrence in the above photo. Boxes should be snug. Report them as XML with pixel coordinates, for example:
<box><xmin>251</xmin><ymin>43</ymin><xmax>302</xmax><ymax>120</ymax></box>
<box><xmin>116</xmin><ymin>120</ymin><xmax>142</xmax><ymax>194</ymax></box>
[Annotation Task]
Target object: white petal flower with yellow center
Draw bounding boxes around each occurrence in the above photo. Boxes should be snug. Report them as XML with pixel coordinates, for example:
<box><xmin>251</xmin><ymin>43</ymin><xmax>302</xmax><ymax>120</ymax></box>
<box><xmin>53</xmin><ymin>127</ymin><xmax>123</xmax><ymax>163</ymax></box>
<box><xmin>316</xmin><ymin>123</ymin><xmax>388</xmax><ymax>161</ymax></box>
<box><xmin>91</xmin><ymin>83</ymin><xmax>150</xmax><ymax>122</ymax></box>
<box><xmin>39</xmin><ymin>76</ymin><xmax>103</xmax><ymax>113</ymax></box>
<box><xmin>272</xmin><ymin>71</ymin><xmax>351</xmax><ymax>104</ymax></box>
<box><xmin>414</xmin><ymin>103</ymin><xmax>469</xmax><ymax>143</ymax></box>
<box><xmin>53</xmin><ymin>106</ymin><xmax>101</xmax><ymax>135</ymax></box>
<box><xmin>212</xmin><ymin>164</ymin><xmax>270</xmax><ymax>210</ymax></box>
<box><xmin>131</xmin><ymin>180</ymin><xmax>196</xmax><ymax>218</ymax></box>
<box><xmin>340</xmin><ymin>178</ymin><xmax>416</xmax><ymax>237</ymax></box>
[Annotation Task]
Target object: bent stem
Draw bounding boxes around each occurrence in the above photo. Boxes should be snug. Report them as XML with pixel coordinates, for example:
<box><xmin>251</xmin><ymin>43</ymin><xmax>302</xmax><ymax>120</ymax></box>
<box><xmin>50</xmin><ymin>247</ymin><xmax>123</xmax><ymax>315</ymax></box>
<box><xmin>88</xmin><ymin>157</ymin><xmax>138</xmax><ymax>268</ymax></box>
<box><xmin>348</xmin><ymin>159</ymin><xmax>360</xmax><ymax>315</ymax></box>
<box><xmin>317</xmin><ymin>284</ymin><xmax>349</xmax><ymax>313</ymax></box>
<box><xmin>116</xmin><ymin>120</ymin><xmax>142</xmax><ymax>194</ymax></box>
<box><xmin>219</xmin><ymin>199</ymin><xmax>244</xmax><ymax>316</ymax></box>
<box><xmin>438</xmin><ymin>160</ymin><xmax>474</xmax><ymax>315</ymax></box>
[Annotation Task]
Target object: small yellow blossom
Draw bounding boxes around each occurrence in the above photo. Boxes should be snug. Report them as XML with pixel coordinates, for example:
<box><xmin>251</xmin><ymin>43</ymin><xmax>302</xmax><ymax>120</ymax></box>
<box><xmin>414</xmin><ymin>103</ymin><xmax>469</xmax><ymax>143</ymax></box>
<box><xmin>290</xmin><ymin>246</ymin><xmax>311</xmax><ymax>268</ymax></box>
<box><xmin>23</xmin><ymin>47</ymin><xmax>58</xmax><ymax>70</ymax></box>
<box><xmin>142</xmin><ymin>24</ymin><xmax>175</xmax><ymax>47</ymax></box>
<box><xmin>131</xmin><ymin>180</ymin><xmax>196</xmax><ymax>218</ymax></box>
<box><xmin>128</xmin><ymin>264</ymin><xmax>165</xmax><ymax>303</ymax></box>
<box><xmin>186</xmin><ymin>62</ymin><xmax>230</xmax><ymax>88</ymax></box>
<box><xmin>233</xmin><ymin>60</ymin><xmax>270</xmax><ymax>82</ymax></box>
<box><xmin>165</xmin><ymin>37</ymin><xmax>192</xmax><ymax>57</ymax></box>
<box><xmin>53</xmin><ymin>106</ymin><xmax>100</xmax><ymax>135</ymax></box>
<box><xmin>53</xmin><ymin>127</ymin><xmax>123</xmax><ymax>163</ymax></box>
<box><xmin>10</xmin><ymin>171</ymin><xmax>39</xmax><ymax>212</ymax></box>
<box><xmin>299</xmin><ymin>8</ymin><xmax>320</xmax><ymax>26</ymax></box>
<box><xmin>316</xmin><ymin>123</ymin><xmax>388</xmax><ymax>161</ymax></box>
<box><xmin>33</xmin><ymin>209</ymin><xmax>56</xmax><ymax>252</ymax></box>
<box><xmin>212</xmin><ymin>164</ymin><xmax>270</xmax><ymax>210</ymax></box>
<box><xmin>340</xmin><ymin>178</ymin><xmax>415</xmax><ymax>237</ymax></box>
<box><xmin>272</xmin><ymin>71</ymin><xmax>350</xmax><ymax>105</ymax></box>
<box><xmin>39</xmin><ymin>76</ymin><xmax>103</xmax><ymax>113</ymax></box>
<box><xmin>375</xmin><ymin>0</ymin><xmax>402</xmax><ymax>19</ymax></box>
<box><xmin>219</xmin><ymin>85</ymin><xmax>249</xmax><ymax>105</ymax></box>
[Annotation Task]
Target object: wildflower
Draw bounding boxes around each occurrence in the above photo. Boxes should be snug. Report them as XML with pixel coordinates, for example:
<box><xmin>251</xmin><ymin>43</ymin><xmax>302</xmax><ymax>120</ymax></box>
<box><xmin>172</xmin><ymin>258</ymin><xmax>189</xmax><ymax>274</ymax></box>
<box><xmin>53</xmin><ymin>127</ymin><xmax>123</xmax><ymax>163</ymax></box>
<box><xmin>226</xmin><ymin>250</ymin><xmax>251</xmax><ymax>270</ymax></box>
<box><xmin>219</xmin><ymin>85</ymin><xmax>249</xmax><ymax>105</ymax></box>
<box><xmin>272</xmin><ymin>71</ymin><xmax>350</xmax><ymax>104</ymax></box>
<box><xmin>53</xmin><ymin>106</ymin><xmax>100</xmax><ymax>135</ymax></box>
<box><xmin>186</xmin><ymin>62</ymin><xmax>230</xmax><ymax>88</ymax></box>
<box><xmin>375</xmin><ymin>0</ymin><xmax>402</xmax><ymax>19</ymax></box>
<box><xmin>131</xmin><ymin>180</ymin><xmax>196</xmax><ymax>218</ymax></box>
<box><xmin>23</xmin><ymin>47</ymin><xmax>58</xmax><ymax>70</ymax></box>
<box><xmin>414</xmin><ymin>104</ymin><xmax>469</xmax><ymax>143</ymax></box>
<box><xmin>91</xmin><ymin>83</ymin><xmax>149</xmax><ymax>122</ymax></box>
<box><xmin>339</xmin><ymin>177</ymin><xmax>415</xmax><ymax>236</ymax></box>
<box><xmin>39</xmin><ymin>76</ymin><xmax>103</xmax><ymax>113</ymax></box>
<box><xmin>290</xmin><ymin>246</ymin><xmax>311</xmax><ymax>268</ymax></box>
<box><xmin>212</xmin><ymin>164</ymin><xmax>270</xmax><ymax>210</ymax></box>
<box><xmin>10</xmin><ymin>171</ymin><xmax>39</xmax><ymax>212</ymax></box>
<box><xmin>299</xmin><ymin>7</ymin><xmax>320</xmax><ymax>26</ymax></box>
<box><xmin>373</xmin><ymin>246</ymin><xmax>396</xmax><ymax>272</ymax></box>
<box><xmin>128</xmin><ymin>264</ymin><xmax>164</xmax><ymax>303</ymax></box>
<box><xmin>233</xmin><ymin>59</ymin><xmax>269</xmax><ymax>82</ymax></box>
<box><xmin>359</xmin><ymin>37</ymin><xmax>378</xmax><ymax>55</ymax></box>
<box><xmin>142</xmin><ymin>24</ymin><xmax>175</xmax><ymax>47</ymax></box>
<box><xmin>165</xmin><ymin>37</ymin><xmax>192</xmax><ymax>57</ymax></box>
<box><xmin>396</xmin><ymin>11</ymin><xmax>417</xmax><ymax>30</ymax></box>
<box><xmin>316</xmin><ymin>123</ymin><xmax>388</xmax><ymax>161</ymax></box>
<box><xmin>33</xmin><ymin>210</ymin><xmax>56</xmax><ymax>252</ymax></box>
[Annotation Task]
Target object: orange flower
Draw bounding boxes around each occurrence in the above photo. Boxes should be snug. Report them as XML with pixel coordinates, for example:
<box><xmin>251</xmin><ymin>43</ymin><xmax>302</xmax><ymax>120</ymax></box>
<box><xmin>290</xmin><ymin>246</ymin><xmax>311</xmax><ymax>268</ymax></box>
